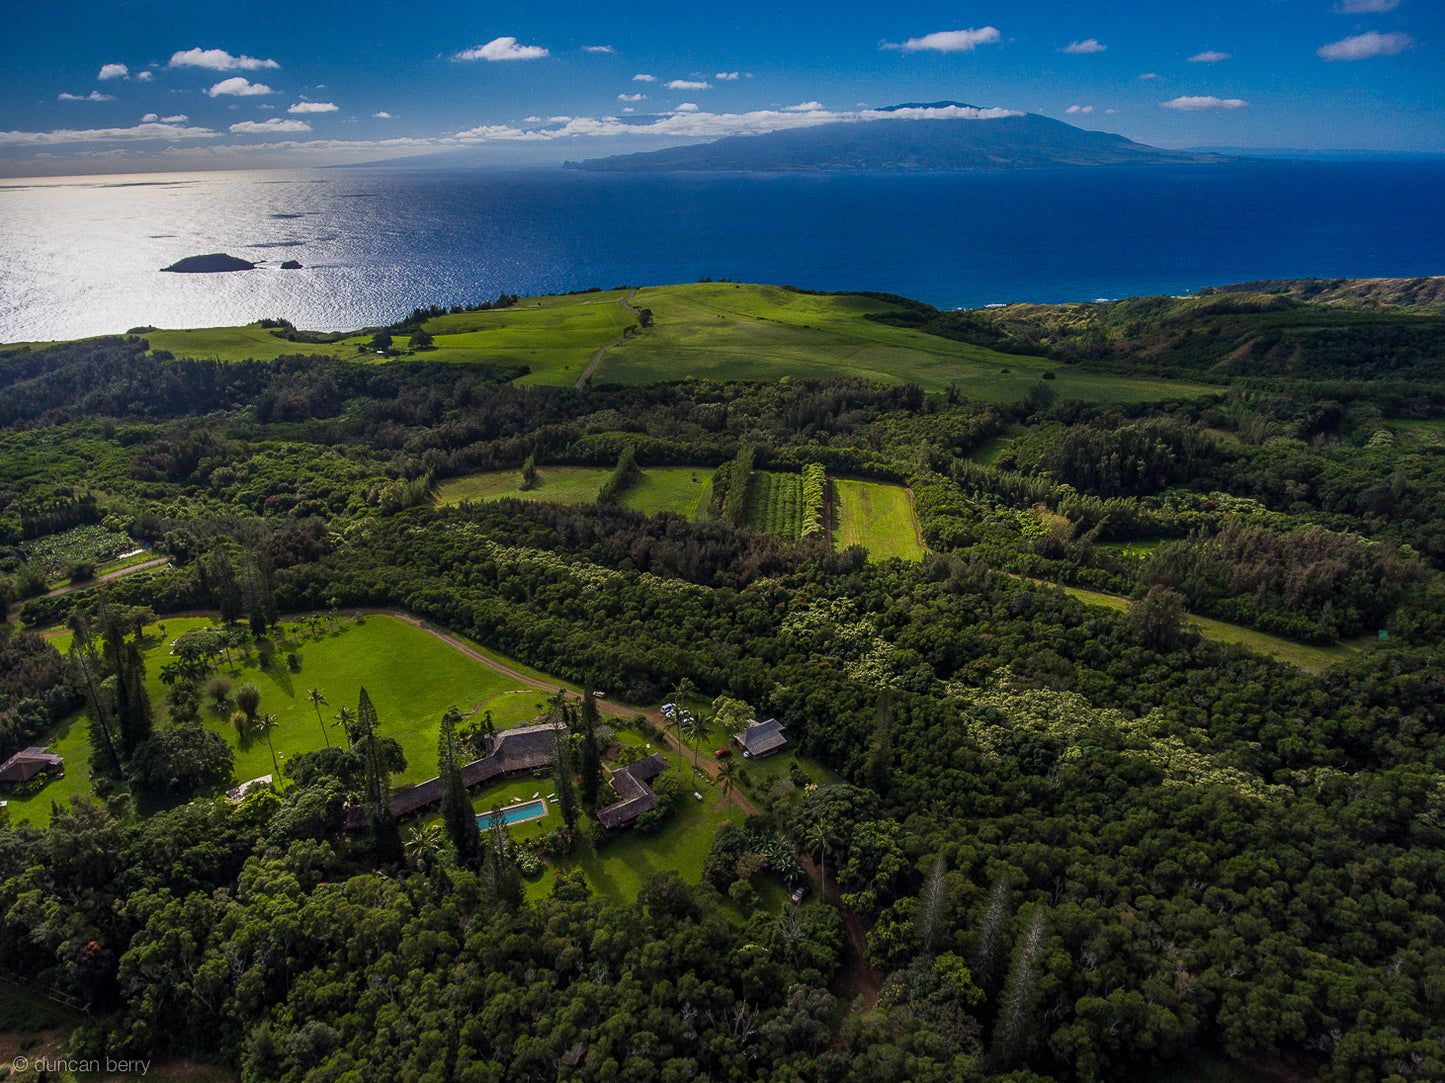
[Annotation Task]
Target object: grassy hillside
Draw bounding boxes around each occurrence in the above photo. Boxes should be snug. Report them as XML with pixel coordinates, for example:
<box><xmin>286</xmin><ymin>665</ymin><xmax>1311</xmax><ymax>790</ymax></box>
<box><xmin>596</xmin><ymin>283</ymin><xmax>1211</xmax><ymax>400</ymax></box>
<box><xmin>139</xmin><ymin>282</ymin><xmax>1216</xmax><ymax>401</ymax></box>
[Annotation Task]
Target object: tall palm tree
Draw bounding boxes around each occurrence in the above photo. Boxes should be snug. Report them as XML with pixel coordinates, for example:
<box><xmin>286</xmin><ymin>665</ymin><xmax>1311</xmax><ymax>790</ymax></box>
<box><xmin>679</xmin><ymin>708</ymin><xmax>706</xmax><ymax>789</ymax></box>
<box><xmin>809</xmin><ymin>822</ymin><xmax>830</xmax><ymax>891</ymax></box>
<box><xmin>667</xmin><ymin>677</ymin><xmax>697</xmax><ymax>769</ymax></box>
<box><xmin>718</xmin><ymin>755</ymin><xmax>739</xmax><ymax>823</ymax></box>
<box><xmin>307</xmin><ymin>687</ymin><xmax>331</xmax><ymax>748</ymax></box>
<box><xmin>333</xmin><ymin>705</ymin><xmax>356</xmax><ymax>744</ymax></box>
<box><xmin>255</xmin><ymin>712</ymin><xmax>282</xmax><ymax>777</ymax></box>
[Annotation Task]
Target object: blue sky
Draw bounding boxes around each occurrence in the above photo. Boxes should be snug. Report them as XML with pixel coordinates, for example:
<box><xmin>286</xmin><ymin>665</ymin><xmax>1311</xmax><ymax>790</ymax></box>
<box><xmin>2</xmin><ymin>0</ymin><xmax>1440</xmax><ymax>174</ymax></box>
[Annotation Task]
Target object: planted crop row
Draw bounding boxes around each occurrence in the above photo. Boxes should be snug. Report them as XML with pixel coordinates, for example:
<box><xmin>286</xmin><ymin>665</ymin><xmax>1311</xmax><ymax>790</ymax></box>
<box><xmin>746</xmin><ymin>471</ymin><xmax>804</xmax><ymax>541</ymax></box>
<box><xmin>800</xmin><ymin>463</ymin><xmax>826</xmax><ymax>538</ymax></box>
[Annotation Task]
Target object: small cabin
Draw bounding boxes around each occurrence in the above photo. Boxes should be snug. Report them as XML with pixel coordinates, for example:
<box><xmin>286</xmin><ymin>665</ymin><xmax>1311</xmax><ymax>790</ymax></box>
<box><xmin>0</xmin><ymin>747</ymin><xmax>64</xmax><ymax>787</ymax></box>
<box><xmin>732</xmin><ymin>718</ymin><xmax>788</xmax><ymax>759</ymax></box>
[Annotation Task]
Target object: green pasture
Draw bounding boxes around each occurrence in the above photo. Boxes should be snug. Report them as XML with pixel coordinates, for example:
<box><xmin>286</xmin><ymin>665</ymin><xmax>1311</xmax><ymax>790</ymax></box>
<box><xmin>832</xmin><ymin>479</ymin><xmax>925</xmax><ymax>561</ymax></box>
<box><xmin>595</xmin><ymin>283</ymin><xmax>1216</xmax><ymax>400</ymax></box>
<box><xmin>435</xmin><ymin>465</ymin><xmax>712</xmax><ymax>518</ymax></box>
<box><xmin>418</xmin><ymin>290</ymin><xmax>637</xmax><ymax>385</ymax></box>
<box><xmin>145</xmin><ymin>324</ymin><xmax>367</xmax><ymax>363</ymax></box>
<box><xmin>435</xmin><ymin>465</ymin><xmax>612</xmax><ymax>506</ymax></box>
<box><xmin>138</xmin><ymin>282</ymin><xmax>1216</xmax><ymax>401</ymax></box>
<box><xmin>623</xmin><ymin>467</ymin><xmax>714</xmax><ymax>518</ymax></box>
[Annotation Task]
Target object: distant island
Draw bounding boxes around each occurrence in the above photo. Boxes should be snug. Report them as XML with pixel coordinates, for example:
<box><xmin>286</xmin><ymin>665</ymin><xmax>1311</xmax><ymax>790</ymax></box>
<box><xmin>566</xmin><ymin>102</ymin><xmax>1223</xmax><ymax>172</ymax></box>
<box><xmin>160</xmin><ymin>253</ymin><xmax>257</xmax><ymax>273</ymax></box>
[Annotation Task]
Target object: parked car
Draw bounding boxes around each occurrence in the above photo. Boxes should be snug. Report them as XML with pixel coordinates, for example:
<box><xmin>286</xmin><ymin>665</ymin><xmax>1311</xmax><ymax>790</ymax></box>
<box><xmin>791</xmin><ymin>884</ymin><xmax>809</xmax><ymax>904</ymax></box>
<box><xmin>713</xmin><ymin>748</ymin><xmax>731</xmax><ymax>759</ymax></box>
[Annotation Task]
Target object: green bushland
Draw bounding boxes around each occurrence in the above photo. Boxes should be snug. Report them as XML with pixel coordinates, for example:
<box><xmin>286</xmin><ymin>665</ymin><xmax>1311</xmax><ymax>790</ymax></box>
<box><xmin>832</xmin><ymin>479</ymin><xmax>926</xmax><ymax>561</ymax></box>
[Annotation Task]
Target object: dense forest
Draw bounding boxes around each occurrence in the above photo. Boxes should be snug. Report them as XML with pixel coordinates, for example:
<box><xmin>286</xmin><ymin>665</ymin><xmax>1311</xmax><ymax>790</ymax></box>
<box><xmin>2</xmin><ymin>281</ymin><xmax>1444</xmax><ymax>1082</ymax></box>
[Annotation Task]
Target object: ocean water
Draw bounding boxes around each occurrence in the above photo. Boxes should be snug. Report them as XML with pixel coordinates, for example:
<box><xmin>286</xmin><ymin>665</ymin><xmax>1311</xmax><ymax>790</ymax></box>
<box><xmin>1</xmin><ymin>159</ymin><xmax>1442</xmax><ymax>343</ymax></box>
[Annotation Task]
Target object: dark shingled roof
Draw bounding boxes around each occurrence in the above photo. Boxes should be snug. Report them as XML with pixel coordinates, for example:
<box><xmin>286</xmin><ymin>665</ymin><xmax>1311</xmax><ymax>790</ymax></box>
<box><xmin>733</xmin><ymin>718</ymin><xmax>788</xmax><ymax>758</ymax></box>
<box><xmin>596</xmin><ymin>753</ymin><xmax>670</xmax><ymax>830</ymax></box>
<box><xmin>346</xmin><ymin>722</ymin><xmax>565</xmax><ymax>830</ymax></box>
<box><xmin>0</xmin><ymin>747</ymin><xmax>63</xmax><ymax>785</ymax></box>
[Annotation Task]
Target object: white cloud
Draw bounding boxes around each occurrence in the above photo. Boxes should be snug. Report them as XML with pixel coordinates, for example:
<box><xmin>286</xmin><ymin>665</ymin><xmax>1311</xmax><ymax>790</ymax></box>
<box><xmin>716</xmin><ymin>71</ymin><xmax>741</xmax><ymax>81</ymax></box>
<box><xmin>59</xmin><ymin>91</ymin><xmax>115</xmax><ymax>102</ymax></box>
<box><xmin>1066</xmin><ymin>105</ymin><xmax>1094</xmax><ymax>115</ymax></box>
<box><xmin>169</xmin><ymin>48</ymin><xmax>279</xmax><ymax>71</ymax></box>
<box><xmin>786</xmin><ymin>101</ymin><xmax>824</xmax><ymax>112</ymax></box>
<box><xmin>583</xmin><ymin>45</ymin><xmax>615</xmax><ymax>54</ymax></box>
<box><xmin>1161</xmin><ymin>96</ymin><xmax>1248</xmax><ymax>111</ymax></box>
<box><xmin>1337</xmin><ymin>0</ymin><xmax>1399</xmax><ymax>11</ymax></box>
<box><xmin>373</xmin><ymin>111</ymin><xmax>393</xmax><ymax>119</ymax></box>
<box><xmin>453</xmin><ymin>37</ymin><xmax>548</xmax><ymax>62</ymax></box>
<box><xmin>523</xmin><ymin>116</ymin><xmax>542</xmax><ymax>122</ymax></box>
<box><xmin>622</xmin><ymin>107</ymin><xmax>634</xmax><ymax>113</ymax></box>
<box><xmin>549</xmin><ymin>115</ymin><xmax>571</xmax><ymax>123</ymax></box>
<box><xmin>881</xmin><ymin>27</ymin><xmax>1001</xmax><ymax>53</ymax></box>
<box><xmin>1188</xmin><ymin>50</ymin><xmax>1230</xmax><ymax>63</ymax></box>
<box><xmin>1062</xmin><ymin>39</ymin><xmax>1106</xmax><ymax>55</ymax></box>
<box><xmin>633</xmin><ymin>73</ymin><xmax>656</xmax><ymax>82</ymax></box>
<box><xmin>666</xmin><ymin>79</ymin><xmax>710</xmax><ymax>90</ymax></box>
<box><xmin>0</xmin><ymin>121</ymin><xmax>218</xmax><ymax>145</ymax></box>
<box><xmin>453</xmin><ymin>103</ymin><xmax>1021</xmax><ymax>144</ymax></box>
<box><xmin>618</xmin><ymin>93</ymin><xmax>646</xmax><ymax>102</ymax></box>
<box><xmin>1106</xmin><ymin>108</ymin><xmax>1118</xmax><ymax>115</ymax></box>
<box><xmin>136</xmin><ymin>71</ymin><xmax>154</xmax><ymax>82</ymax></box>
<box><xmin>288</xmin><ymin>101</ymin><xmax>339</xmax><ymax>113</ymax></box>
<box><xmin>229</xmin><ymin>118</ymin><xmax>312</xmax><ymax>134</ymax></box>
<box><xmin>98</xmin><ymin>63</ymin><xmax>129</xmax><ymax>80</ymax></box>
<box><xmin>162</xmin><ymin>114</ymin><xmax>188</xmax><ymax>123</ymax></box>
<box><xmin>1138</xmin><ymin>72</ymin><xmax>1158</xmax><ymax>80</ymax></box>
<box><xmin>673</xmin><ymin>103</ymin><xmax>700</xmax><ymax>113</ymax></box>
<box><xmin>141</xmin><ymin>113</ymin><xmax>159</xmax><ymax>123</ymax></box>
<box><xmin>1317</xmin><ymin>31</ymin><xmax>1413</xmax><ymax>61</ymax></box>
<box><xmin>207</xmin><ymin>77</ymin><xmax>273</xmax><ymax>97</ymax></box>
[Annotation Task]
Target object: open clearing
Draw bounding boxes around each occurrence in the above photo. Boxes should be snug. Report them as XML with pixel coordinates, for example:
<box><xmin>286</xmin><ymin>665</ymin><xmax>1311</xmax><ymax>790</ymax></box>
<box><xmin>832</xmin><ymin>478</ymin><xmax>926</xmax><ymax>561</ymax></box>
<box><xmin>1058</xmin><ymin>582</ymin><xmax>1364</xmax><ymax>672</ymax></box>
<box><xmin>143</xmin><ymin>282</ymin><xmax>1215</xmax><ymax>402</ymax></box>
<box><xmin>435</xmin><ymin>465</ymin><xmax>712</xmax><ymax>517</ymax></box>
<box><xmin>437</xmin><ymin>465</ymin><xmax>927</xmax><ymax>559</ymax></box>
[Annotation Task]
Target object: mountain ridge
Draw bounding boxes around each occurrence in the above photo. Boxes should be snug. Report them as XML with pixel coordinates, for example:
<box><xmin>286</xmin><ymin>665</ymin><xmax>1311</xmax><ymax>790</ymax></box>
<box><xmin>564</xmin><ymin>104</ymin><xmax>1225</xmax><ymax>172</ymax></box>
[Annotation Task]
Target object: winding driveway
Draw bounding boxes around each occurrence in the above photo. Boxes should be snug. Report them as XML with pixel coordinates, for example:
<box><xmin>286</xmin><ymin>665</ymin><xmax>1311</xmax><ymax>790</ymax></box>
<box><xmin>575</xmin><ymin>288</ymin><xmax>641</xmax><ymax>389</ymax></box>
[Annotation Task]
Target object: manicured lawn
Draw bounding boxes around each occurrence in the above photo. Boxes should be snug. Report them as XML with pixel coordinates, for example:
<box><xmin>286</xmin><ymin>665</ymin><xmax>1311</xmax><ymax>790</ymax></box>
<box><xmin>832</xmin><ymin>479</ymin><xmax>925</xmax><ymax>561</ymax></box>
<box><xmin>529</xmin><ymin>777</ymin><xmax>731</xmax><ymax>906</ymax></box>
<box><xmin>597</xmin><ymin>283</ymin><xmax>1217</xmax><ymax>401</ymax></box>
<box><xmin>7</xmin><ymin>614</ymin><xmax>534</xmax><ymax>827</ymax></box>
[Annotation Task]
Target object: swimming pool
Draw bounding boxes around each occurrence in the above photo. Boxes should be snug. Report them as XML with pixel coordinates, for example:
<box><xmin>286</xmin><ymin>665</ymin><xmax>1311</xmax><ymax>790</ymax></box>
<box><xmin>480</xmin><ymin>799</ymin><xmax>548</xmax><ymax>827</ymax></box>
